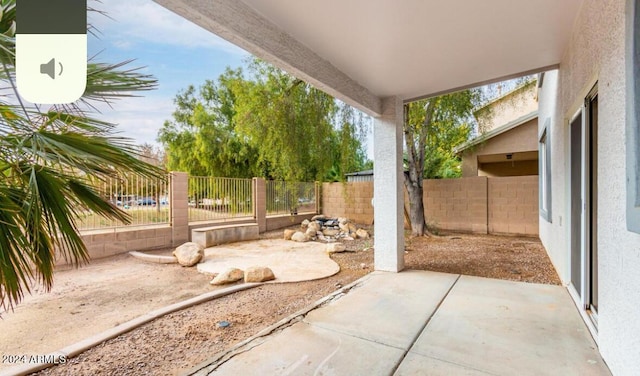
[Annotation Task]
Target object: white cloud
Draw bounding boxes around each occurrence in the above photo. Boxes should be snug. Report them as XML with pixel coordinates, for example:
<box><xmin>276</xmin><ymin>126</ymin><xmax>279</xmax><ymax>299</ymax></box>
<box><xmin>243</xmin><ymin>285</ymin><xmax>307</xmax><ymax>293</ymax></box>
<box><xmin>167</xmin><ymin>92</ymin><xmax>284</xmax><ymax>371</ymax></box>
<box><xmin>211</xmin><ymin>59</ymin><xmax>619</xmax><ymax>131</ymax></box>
<box><xmin>92</xmin><ymin>95</ymin><xmax>174</xmax><ymax>146</ymax></box>
<box><xmin>89</xmin><ymin>0</ymin><xmax>246</xmax><ymax>54</ymax></box>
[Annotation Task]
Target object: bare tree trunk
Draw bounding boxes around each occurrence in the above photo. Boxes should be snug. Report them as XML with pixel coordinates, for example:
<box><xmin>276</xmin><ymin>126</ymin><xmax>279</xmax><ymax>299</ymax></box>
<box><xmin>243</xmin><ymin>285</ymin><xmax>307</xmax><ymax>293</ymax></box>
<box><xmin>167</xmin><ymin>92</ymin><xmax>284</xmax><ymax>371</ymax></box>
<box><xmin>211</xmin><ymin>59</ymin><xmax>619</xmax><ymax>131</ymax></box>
<box><xmin>403</xmin><ymin>101</ymin><xmax>435</xmax><ymax>237</ymax></box>
<box><xmin>404</xmin><ymin>171</ymin><xmax>427</xmax><ymax>236</ymax></box>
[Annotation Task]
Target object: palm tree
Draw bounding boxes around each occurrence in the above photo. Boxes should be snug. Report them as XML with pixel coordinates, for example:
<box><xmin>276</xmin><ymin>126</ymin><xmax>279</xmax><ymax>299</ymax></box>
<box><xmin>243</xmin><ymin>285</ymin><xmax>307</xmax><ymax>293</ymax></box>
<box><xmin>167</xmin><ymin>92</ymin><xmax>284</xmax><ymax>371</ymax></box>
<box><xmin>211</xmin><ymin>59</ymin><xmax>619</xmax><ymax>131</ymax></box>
<box><xmin>0</xmin><ymin>0</ymin><xmax>164</xmax><ymax>310</ymax></box>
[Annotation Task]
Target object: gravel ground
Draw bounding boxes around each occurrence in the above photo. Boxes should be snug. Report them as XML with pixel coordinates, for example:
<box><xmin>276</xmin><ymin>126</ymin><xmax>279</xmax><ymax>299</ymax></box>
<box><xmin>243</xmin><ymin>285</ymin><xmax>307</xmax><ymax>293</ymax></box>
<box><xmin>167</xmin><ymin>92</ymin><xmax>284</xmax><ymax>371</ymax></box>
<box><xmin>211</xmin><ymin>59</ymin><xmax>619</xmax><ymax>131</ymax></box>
<box><xmin>30</xmin><ymin>227</ymin><xmax>559</xmax><ymax>375</ymax></box>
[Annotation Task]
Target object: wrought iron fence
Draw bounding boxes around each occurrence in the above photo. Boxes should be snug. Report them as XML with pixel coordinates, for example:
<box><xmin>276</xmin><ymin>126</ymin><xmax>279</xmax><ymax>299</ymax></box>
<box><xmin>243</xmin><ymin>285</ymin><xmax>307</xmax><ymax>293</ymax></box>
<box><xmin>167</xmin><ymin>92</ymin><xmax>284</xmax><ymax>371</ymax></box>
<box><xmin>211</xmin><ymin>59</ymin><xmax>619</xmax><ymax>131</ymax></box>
<box><xmin>266</xmin><ymin>180</ymin><xmax>317</xmax><ymax>216</ymax></box>
<box><xmin>76</xmin><ymin>174</ymin><xmax>170</xmax><ymax>231</ymax></box>
<box><xmin>188</xmin><ymin>176</ymin><xmax>254</xmax><ymax>222</ymax></box>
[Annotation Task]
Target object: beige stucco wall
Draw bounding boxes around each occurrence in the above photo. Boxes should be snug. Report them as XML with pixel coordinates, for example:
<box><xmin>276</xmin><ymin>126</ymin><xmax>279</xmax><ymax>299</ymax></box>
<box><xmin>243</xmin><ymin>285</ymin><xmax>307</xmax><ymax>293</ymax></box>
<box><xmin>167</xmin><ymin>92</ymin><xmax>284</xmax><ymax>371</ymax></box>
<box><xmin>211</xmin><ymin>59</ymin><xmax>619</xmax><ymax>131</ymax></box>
<box><xmin>475</xmin><ymin>82</ymin><xmax>538</xmax><ymax>132</ymax></box>
<box><xmin>461</xmin><ymin>118</ymin><xmax>539</xmax><ymax>177</ymax></box>
<box><xmin>537</xmin><ymin>0</ymin><xmax>640</xmax><ymax>373</ymax></box>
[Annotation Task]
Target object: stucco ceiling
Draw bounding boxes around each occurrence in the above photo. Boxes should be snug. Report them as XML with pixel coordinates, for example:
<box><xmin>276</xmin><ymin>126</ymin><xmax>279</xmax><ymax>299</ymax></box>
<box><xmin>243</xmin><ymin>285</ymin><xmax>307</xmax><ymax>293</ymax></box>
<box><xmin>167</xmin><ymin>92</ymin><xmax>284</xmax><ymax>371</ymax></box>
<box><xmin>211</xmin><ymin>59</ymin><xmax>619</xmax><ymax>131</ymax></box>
<box><xmin>155</xmin><ymin>0</ymin><xmax>583</xmax><ymax>115</ymax></box>
<box><xmin>241</xmin><ymin>0</ymin><xmax>580</xmax><ymax>100</ymax></box>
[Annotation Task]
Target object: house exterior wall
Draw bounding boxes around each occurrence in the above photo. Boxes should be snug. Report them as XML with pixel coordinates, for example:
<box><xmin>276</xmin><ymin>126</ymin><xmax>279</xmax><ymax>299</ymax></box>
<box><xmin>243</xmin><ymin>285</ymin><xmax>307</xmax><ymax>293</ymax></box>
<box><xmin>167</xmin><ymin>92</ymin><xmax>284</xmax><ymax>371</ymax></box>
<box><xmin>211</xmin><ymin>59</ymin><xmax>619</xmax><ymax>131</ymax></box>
<box><xmin>461</xmin><ymin>119</ymin><xmax>539</xmax><ymax>177</ymax></box>
<box><xmin>537</xmin><ymin>0</ymin><xmax>640</xmax><ymax>373</ymax></box>
<box><xmin>475</xmin><ymin>82</ymin><xmax>538</xmax><ymax>132</ymax></box>
<box><xmin>479</xmin><ymin>160</ymin><xmax>538</xmax><ymax>177</ymax></box>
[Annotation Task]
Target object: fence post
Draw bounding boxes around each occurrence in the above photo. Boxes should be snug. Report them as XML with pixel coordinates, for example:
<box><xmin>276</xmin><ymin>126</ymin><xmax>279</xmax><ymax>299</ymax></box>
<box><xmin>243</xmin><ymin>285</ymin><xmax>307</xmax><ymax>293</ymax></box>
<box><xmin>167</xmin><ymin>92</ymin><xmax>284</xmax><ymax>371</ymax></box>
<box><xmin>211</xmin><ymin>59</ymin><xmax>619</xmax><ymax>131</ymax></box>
<box><xmin>170</xmin><ymin>172</ymin><xmax>189</xmax><ymax>246</ymax></box>
<box><xmin>253</xmin><ymin>177</ymin><xmax>267</xmax><ymax>233</ymax></box>
<box><xmin>315</xmin><ymin>181</ymin><xmax>321</xmax><ymax>215</ymax></box>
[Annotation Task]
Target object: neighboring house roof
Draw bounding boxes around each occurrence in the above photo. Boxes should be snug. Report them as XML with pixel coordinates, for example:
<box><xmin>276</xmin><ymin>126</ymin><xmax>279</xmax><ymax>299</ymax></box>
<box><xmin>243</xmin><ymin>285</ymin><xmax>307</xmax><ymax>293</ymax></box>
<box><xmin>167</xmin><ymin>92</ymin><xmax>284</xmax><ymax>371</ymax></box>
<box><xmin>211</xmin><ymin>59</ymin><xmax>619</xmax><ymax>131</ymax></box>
<box><xmin>454</xmin><ymin>111</ymin><xmax>538</xmax><ymax>154</ymax></box>
<box><xmin>345</xmin><ymin>169</ymin><xmax>374</xmax><ymax>177</ymax></box>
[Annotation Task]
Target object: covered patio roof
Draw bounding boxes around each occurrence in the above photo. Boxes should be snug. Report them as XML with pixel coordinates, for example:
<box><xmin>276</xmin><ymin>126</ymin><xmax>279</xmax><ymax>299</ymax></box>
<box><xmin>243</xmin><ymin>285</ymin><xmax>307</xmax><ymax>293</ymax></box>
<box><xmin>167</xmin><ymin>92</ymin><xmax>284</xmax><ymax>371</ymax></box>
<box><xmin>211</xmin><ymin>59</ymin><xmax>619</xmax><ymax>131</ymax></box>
<box><xmin>153</xmin><ymin>0</ymin><xmax>584</xmax><ymax>273</ymax></box>
<box><xmin>154</xmin><ymin>0</ymin><xmax>582</xmax><ymax>116</ymax></box>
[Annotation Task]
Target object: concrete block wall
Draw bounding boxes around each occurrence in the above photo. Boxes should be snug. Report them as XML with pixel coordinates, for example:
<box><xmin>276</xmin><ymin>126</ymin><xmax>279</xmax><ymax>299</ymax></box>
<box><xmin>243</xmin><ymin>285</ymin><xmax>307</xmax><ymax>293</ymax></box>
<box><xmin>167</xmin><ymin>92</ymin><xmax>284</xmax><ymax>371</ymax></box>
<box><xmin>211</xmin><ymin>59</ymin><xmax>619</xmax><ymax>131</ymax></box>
<box><xmin>488</xmin><ymin>176</ymin><xmax>539</xmax><ymax>236</ymax></box>
<box><xmin>69</xmin><ymin>174</ymin><xmax>320</xmax><ymax>265</ymax></box>
<box><xmin>423</xmin><ymin>177</ymin><xmax>488</xmax><ymax>234</ymax></box>
<box><xmin>322</xmin><ymin>182</ymin><xmax>374</xmax><ymax>224</ymax></box>
<box><xmin>57</xmin><ymin>226</ymin><xmax>173</xmax><ymax>266</ymax></box>
<box><xmin>253</xmin><ymin>178</ymin><xmax>267</xmax><ymax>232</ymax></box>
<box><xmin>324</xmin><ymin>176</ymin><xmax>539</xmax><ymax>236</ymax></box>
<box><xmin>170</xmin><ymin>172</ymin><xmax>189</xmax><ymax>246</ymax></box>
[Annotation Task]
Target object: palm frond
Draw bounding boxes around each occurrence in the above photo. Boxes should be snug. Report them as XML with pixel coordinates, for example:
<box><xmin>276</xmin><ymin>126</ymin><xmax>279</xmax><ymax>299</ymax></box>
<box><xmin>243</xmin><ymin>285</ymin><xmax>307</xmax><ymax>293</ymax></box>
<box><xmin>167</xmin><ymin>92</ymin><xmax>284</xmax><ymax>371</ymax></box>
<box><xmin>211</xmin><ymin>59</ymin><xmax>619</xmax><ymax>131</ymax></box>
<box><xmin>0</xmin><ymin>0</ymin><xmax>164</xmax><ymax>310</ymax></box>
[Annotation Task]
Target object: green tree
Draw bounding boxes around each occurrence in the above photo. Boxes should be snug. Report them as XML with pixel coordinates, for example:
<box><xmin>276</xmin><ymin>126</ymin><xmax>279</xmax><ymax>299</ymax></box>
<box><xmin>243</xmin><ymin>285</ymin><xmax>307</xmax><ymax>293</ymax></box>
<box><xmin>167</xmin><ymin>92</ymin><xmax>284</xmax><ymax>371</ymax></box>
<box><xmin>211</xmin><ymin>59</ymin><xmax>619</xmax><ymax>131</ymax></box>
<box><xmin>0</xmin><ymin>1</ymin><xmax>162</xmax><ymax>309</ymax></box>
<box><xmin>404</xmin><ymin>90</ymin><xmax>481</xmax><ymax>236</ymax></box>
<box><xmin>159</xmin><ymin>68</ymin><xmax>260</xmax><ymax>178</ymax></box>
<box><xmin>160</xmin><ymin>58</ymin><xmax>369</xmax><ymax>182</ymax></box>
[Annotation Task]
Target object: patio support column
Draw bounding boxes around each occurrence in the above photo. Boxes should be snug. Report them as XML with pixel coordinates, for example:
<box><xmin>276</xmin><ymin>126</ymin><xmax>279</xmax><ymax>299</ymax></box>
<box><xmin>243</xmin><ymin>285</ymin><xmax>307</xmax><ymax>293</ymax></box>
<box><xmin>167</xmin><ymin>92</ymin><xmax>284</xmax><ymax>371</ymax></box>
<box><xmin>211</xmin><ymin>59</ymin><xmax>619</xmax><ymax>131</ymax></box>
<box><xmin>373</xmin><ymin>96</ymin><xmax>405</xmax><ymax>272</ymax></box>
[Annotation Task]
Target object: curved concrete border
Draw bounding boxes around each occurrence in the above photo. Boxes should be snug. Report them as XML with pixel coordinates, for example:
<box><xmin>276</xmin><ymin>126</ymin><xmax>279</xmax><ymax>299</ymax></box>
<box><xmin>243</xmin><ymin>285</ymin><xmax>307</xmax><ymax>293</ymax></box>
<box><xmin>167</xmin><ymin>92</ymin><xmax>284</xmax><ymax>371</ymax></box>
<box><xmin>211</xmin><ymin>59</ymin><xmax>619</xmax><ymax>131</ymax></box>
<box><xmin>0</xmin><ymin>283</ymin><xmax>261</xmax><ymax>376</ymax></box>
<box><xmin>128</xmin><ymin>251</ymin><xmax>178</xmax><ymax>264</ymax></box>
<box><xmin>187</xmin><ymin>273</ymin><xmax>374</xmax><ymax>375</ymax></box>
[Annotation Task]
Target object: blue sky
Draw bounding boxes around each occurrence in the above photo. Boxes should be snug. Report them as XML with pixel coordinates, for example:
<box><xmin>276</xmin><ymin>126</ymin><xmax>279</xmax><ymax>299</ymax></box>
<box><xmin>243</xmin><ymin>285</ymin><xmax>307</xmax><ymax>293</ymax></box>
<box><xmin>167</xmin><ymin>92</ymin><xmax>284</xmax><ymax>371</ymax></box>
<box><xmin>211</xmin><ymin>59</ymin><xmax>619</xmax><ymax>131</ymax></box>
<box><xmin>87</xmin><ymin>0</ymin><xmax>250</xmax><ymax>146</ymax></box>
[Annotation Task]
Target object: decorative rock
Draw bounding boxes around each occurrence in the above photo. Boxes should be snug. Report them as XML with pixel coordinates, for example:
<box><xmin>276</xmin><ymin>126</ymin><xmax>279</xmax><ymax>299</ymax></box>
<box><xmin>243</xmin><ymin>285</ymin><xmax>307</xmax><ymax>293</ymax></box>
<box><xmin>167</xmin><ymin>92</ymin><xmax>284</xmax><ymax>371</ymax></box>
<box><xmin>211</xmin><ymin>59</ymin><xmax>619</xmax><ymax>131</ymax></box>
<box><xmin>245</xmin><ymin>266</ymin><xmax>275</xmax><ymax>282</ymax></box>
<box><xmin>291</xmin><ymin>231</ymin><xmax>308</xmax><ymax>242</ymax></box>
<box><xmin>348</xmin><ymin>223</ymin><xmax>357</xmax><ymax>233</ymax></box>
<box><xmin>311</xmin><ymin>214</ymin><xmax>327</xmax><ymax>221</ymax></box>
<box><xmin>301</xmin><ymin>219</ymin><xmax>310</xmax><ymax>227</ymax></box>
<box><xmin>337</xmin><ymin>217</ymin><xmax>349</xmax><ymax>224</ymax></box>
<box><xmin>339</xmin><ymin>222</ymin><xmax>350</xmax><ymax>232</ymax></box>
<box><xmin>173</xmin><ymin>242</ymin><xmax>204</xmax><ymax>267</ymax></box>
<box><xmin>326</xmin><ymin>243</ymin><xmax>346</xmax><ymax>254</ymax></box>
<box><xmin>307</xmin><ymin>221</ymin><xmax>321</xmax><ymax>233</ymax></box>
<box><xmin>283</xmin><ymin>229</ymin><xmax>296</xmax><ymax>240</ymax></box>
<box><xmin>356</xmin><ymin>229</ymin><xmax>370</xmax><ymax>239</ymax></box>
<box><xmin>322</xmin><ymin>228</ymin><xmax>340</xmax><ymax>237</ymax></box>
<box><xmin>343</xmin><ymin>236</ymin><xmax>355</xmax><ymax>241</ymax></box>
<box><xmin>210</xmin><ymin>268</ymin><xmax>244</xmax><ymax>285</ymax></box>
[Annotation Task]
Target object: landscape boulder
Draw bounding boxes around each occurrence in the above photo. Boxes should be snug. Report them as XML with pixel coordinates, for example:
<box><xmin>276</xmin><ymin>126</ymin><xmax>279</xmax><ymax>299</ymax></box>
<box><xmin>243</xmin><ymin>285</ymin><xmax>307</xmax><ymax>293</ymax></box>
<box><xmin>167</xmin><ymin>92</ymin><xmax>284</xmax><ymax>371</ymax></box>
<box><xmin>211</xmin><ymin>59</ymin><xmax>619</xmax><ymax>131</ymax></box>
<box><xmin>283</xmin><ymin>229</ymin><xmax>296</xmax><ymax>240</ymax></box>
<box><xmin>245</xmin><ymin>266</ymin><xmax>275</xmax><ymax>282</ymax></box>
<box><xmin>326</xmin><ymin>243</ymin><xmax>346</xmax><ymax>254</ymax></box>
<box><xmin>307</xmin><ymin>221</ymin><xmax>321</xmax><ymax>233</ymax></box>
<box><xmin>322</xmin><ymin>228</ymin><xmax>340</xmax><ymax>237</ymax></box>
<box><xmin>301</xmin><ymin>219</ymin><xmax>310</xmax><ymax>227</ymax></box>
<box><xmin>291</xmin><ymin>231</ymin><xmax>308</xmax><ymax>242</ymax></box>
<box><xmin>356</xmin><ymin>229</ymin><xmax>370</xmax><ymax>239</ymax></box>
<box><xmin>210</xmin><ymin>268</ymin><xmax>244</xmax><ymax>285</ymax></box>
<box><xmin>173</xmin><ymin>242</ymin><xmax>204</xmax><ymax>267</ymax></box>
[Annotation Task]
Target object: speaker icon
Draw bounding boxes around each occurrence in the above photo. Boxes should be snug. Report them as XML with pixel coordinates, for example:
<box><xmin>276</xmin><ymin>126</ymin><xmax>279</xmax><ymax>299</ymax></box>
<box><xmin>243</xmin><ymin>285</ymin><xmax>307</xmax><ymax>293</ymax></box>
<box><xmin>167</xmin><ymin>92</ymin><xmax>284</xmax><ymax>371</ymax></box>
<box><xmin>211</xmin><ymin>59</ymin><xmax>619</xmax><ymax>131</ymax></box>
<box><xmin>40</xmin><ymin>58</ymin><xmax>63</xmax><ymax>79</ymax></box>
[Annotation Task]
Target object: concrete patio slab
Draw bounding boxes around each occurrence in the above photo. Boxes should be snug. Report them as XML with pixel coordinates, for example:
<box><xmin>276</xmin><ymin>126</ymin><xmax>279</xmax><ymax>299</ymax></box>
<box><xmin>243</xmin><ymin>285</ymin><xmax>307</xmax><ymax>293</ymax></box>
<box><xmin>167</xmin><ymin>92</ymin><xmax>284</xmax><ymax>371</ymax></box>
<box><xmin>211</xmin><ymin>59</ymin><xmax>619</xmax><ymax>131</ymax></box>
<box><xmin>189</xmin><ymin>271</ymin><xmax>611</xmax><ymax>376</ymax></box>
<box><xmin>409</xmin><ymin>275</ymin><xmax>611</xmax><ymax>376</ymax></box>
<box><xmin>303</xmin><ymin>270</ymin><xmax>459</xmax><ymax>350</ymax></box>
<box><xmin>211</xmin><ymin>322</ymin><xmax>406</xmax><ymax>375</ymax></box>
<box><xmin>395</xmin><ymin>352</ymin><xmax>494</xmax><ymax>375</ymax></box>
<box><xmin>197</xmin><ymin>239</ymin><xmax>339</xmax><ymax>282</ymax></box>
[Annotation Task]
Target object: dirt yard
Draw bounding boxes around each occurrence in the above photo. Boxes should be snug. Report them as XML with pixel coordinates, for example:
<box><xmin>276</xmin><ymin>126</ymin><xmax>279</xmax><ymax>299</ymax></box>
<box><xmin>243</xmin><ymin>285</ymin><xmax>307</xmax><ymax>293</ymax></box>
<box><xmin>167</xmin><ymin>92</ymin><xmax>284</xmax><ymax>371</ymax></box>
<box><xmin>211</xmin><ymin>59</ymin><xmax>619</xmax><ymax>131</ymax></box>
<box><xmin>0</xmin><ymin>228</ymin><xmax>560</xmax><ymax>375</ymax></box>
